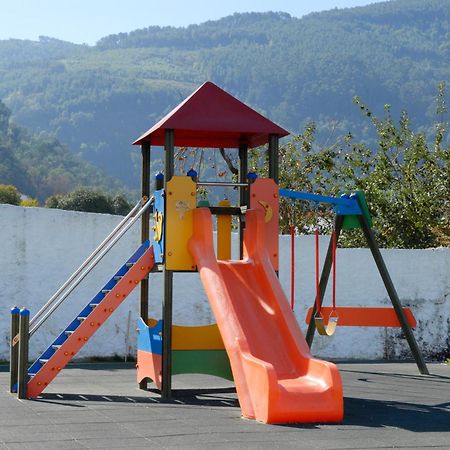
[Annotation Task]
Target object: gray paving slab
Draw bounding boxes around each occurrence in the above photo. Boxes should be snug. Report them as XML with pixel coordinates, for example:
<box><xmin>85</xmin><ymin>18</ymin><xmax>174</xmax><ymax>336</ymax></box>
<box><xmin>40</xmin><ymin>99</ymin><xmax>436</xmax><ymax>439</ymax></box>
<box><xmin>1</xmin><ymin>362</ymin><xmax>449</xmax><ymax>449</ymax></box>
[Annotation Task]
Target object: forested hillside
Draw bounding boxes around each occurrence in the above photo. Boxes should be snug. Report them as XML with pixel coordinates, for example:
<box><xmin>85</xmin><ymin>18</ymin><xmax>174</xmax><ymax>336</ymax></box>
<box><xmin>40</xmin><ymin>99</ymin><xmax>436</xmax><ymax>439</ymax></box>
<box><xmin>0</xmin><ymin>0</ymin><xmax>449</xmax><ymax>189</ymax></box>
<box><xmin>0</xmin><ymin>99</ymin><xmax>124</xmax><ymax>201</ymax></box>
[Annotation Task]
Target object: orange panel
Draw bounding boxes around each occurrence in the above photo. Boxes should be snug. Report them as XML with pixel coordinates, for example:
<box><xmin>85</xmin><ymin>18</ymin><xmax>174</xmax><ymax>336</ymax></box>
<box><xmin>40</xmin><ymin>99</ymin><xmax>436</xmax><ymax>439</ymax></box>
<box><xmin>217</xmin><ymin>199</ymin><xmax>231</xmax><ymax>260</ymax></box>
<box><xmin>137</xmin><ymin>350</ymin><xmax>162</xmax><ymax>389</ymax></box>
<box><xmin>189</xmin><ymin>208</ymin><xmax>343</xmax><ymax>424</ymax></box>
<box><xmin>305</xmin><ymin>307</ymin><xmax>417</xmax><ymax>328</ymax></box>
<box><xmin>249</xmin><ymin>178</ymin><xmax>279</xmax><ymax>271</ymax></box>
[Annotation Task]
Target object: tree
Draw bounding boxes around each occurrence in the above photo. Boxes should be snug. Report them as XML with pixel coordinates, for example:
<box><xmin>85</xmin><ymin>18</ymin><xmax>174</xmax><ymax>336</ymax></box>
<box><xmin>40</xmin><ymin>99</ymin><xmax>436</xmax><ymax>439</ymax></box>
<box><xmin>0</xmin><ymin>184</ymin><xmax>21</xmax><ymax>205</ymax></box>
<box><xmin>45</xmin><ymin>188</ymin><xmax>132</xmax><ymax>215</ymax></box>
<box><xmin>251</xmin><ymin>86</ymin><xmax>449</xmax><ymax>249</ymax></box>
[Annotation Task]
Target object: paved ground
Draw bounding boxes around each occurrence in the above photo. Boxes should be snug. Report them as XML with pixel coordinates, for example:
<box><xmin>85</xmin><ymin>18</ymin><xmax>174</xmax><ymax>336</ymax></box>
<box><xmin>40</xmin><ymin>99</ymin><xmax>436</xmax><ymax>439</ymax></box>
<box><xmin>1</xmin><ymin>362</ymin><xmax>449</xmax><ymax>449</ymax></box>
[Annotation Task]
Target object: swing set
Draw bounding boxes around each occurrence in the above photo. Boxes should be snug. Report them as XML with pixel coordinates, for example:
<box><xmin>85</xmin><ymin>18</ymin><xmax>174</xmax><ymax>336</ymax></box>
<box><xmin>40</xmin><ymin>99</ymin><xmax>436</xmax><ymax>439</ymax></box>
<box><xmin>280</xmin><ymin>189</ymin><xmax>426</xmax><ymax>373</ymax></box>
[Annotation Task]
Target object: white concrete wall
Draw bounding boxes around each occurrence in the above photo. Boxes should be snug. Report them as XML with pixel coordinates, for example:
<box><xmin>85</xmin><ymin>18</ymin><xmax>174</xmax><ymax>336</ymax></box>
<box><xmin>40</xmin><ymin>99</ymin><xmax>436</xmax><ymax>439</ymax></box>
<box><xmin>0</xmin><ymin>204</ymin><xmax>448</xmax><ymax>362</ymax></box>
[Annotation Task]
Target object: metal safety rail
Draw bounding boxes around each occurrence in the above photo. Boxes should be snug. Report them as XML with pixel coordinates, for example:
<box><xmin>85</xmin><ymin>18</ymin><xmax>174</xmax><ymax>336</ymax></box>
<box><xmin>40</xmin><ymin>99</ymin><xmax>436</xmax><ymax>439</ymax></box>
<box><xmin>10</xmin><ymin>195</ymin><xmax>155</xmax><ymax>397</ymax></box>
<box><xmin>28</xmin><ymin>196</ymin><xmax>153</xmax><ymax>336</ymax></box>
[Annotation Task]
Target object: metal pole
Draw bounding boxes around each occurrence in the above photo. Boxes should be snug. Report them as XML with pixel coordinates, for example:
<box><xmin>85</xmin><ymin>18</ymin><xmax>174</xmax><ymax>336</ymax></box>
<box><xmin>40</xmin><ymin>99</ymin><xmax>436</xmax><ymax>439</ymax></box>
<box><xmin>162</xmin><ymin>129</ymin><xmax>174</xmax><ymax>400</ymax></box>
<box><xmin>30</xmin><ymin>198</ymin><xmax>145</xmax><ymax>328</ymax></box>
<box><xmin>10</xmin><ymin>307</ymin><xmax>20</xmax><ymax>393</ymax></box>
<box><xmin>29</xmin><ymin>197</ymin><xmax>153</xmax><ymax>336</ymax></box>
<box><xmin>17</xmin><ymin>308</ymin><xmax>30</xmax><ymax>399</ymax></box>
<box><xmin>357</xmin><ymin>213</ymin><xmax>429</xmax><ymax>375</ymax></box>
<box><xmin>239</xmin><ymin>143</ymin><xmax>248</xmax><ymax>259</ymax></box>
<box><xmin>305</xmin><ymin>216</ymin><xmax>344</xmax><ymax>347</ymax></box>
<box><xmin>197</xmin><ymin>181</ymin><xmax>249</xmax><ymax>188</ymax></box>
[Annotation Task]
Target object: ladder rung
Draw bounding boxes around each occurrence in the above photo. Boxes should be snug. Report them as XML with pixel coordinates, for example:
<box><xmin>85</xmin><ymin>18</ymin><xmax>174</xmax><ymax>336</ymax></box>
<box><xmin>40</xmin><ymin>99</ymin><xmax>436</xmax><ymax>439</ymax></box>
<box><xmin>28</xmin><ymin>373</ymin><xmax>36</xmax><ymax>378</ymax></box>
<box><xmin>125</xmin><ymin>262</ymin><xmax>134</xmax><ymax>267</ymax></box>
<box><xmin>52</xmin><ymin>344</ymin><xmax>61</xmax><ymax>350</ymax></box>
<box><xmin>114</xmin><ymin>276</ymin><xmax>122</xmax><ymax>281</ymax></box>
<box><xmin>65</xmin><ymin>330</ymin><xmax>75</xmax><ymax>336</ymax></box>
<box><xmin>101</xmin><ymin>289</ymin><xmax>111</xmax><ymax>294</ymax></box>
<box><xmin>77</xmin><ymin>316</ymin><xmax>86</xmax><ymax>322</ymax></box>
<box><xmin>89</xmin><ymin>303</ymin><xmax>99</xmax><ymax>308</ymax></box>
<box><xmin>39</xmin><ymin>359</ymin><xmax>49</xmax><ymax>364</ymax></box>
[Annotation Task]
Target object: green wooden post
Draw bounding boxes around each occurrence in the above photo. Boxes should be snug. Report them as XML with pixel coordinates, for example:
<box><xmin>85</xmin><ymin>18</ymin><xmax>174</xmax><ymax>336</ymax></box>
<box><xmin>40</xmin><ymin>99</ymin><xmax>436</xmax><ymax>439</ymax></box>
<box><xmin>162</xmin><ymin>129</ymin><xmax>174</xmax><ymax>400</ymax></box>
<box><xmin>239</xmin><ymin>143</ymin><xmax>248</xmax><ymax>259</ymax></box>
<box><xmin>17</xmin><ymin>308</ymin><xmax>30</xmax><ymax>399</ymax></box>
<box><xmin>357</xmin><ymin>212</ymin><xmax>429</xmax><ymax>375</ymax></box>
<box><xmin>139</xmin><ymin>142</ymin><xmax>151</xmax><ymax>390</ymax></box>
<box><xmin>10</xmin><ymin>307</ymin><xmax>20</xmax><ymax>393</ymax></box>
<box><xmin>268</xmin><ymin>134</ymin><xmax>279</xmax><ymax>184</ymax></box>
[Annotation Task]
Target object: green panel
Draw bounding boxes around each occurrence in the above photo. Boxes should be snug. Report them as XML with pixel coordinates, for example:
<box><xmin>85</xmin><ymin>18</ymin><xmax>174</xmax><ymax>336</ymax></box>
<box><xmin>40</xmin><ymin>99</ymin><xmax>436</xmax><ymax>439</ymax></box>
<box><xmin>342</xmin><ymin>191</ymin><xmax>373</xmax><ymax>230</ymax></box>
<box><xmin>172</xmin><ymin>350</ymin><xmax>233</xmax><ymax>381</ymax></box>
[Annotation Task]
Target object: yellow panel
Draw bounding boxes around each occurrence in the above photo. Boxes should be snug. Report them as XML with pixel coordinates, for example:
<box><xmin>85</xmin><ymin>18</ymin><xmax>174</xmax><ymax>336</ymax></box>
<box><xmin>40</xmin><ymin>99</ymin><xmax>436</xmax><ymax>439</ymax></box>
<box><xmin>217</xmin><ymin>199</ymin><xmax>231</xmax><ymax>260</ymax></box>
<box><xmin>146</xmin><ymin>318</ymin><xmax>225</xmax><ymax>350</ymax></box>
<box><xmin>172</xmin><ymin>323</ymin><xmax>225</xmax><ymax>350</ymax></box>
<box><xmin>165</xmin><ymin>176</ymin><xmax>197</xmax><ymax>270</ymax></box>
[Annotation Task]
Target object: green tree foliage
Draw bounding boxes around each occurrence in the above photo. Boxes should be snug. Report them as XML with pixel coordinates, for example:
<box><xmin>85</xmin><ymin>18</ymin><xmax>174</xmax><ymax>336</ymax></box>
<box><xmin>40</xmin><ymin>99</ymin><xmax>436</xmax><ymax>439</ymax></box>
<box><xmin>45</xmin><ymin>188</ymin><xmax>132</xmax><ymax>215</ymax></box>
<box><xmin>0</xmin><ymin>184</ymin><xmax>20</xmax><ymax>205</ymax></box>
<box><xmin>267</xmin><ymin>87</ymin><xmax>449</xmax><ymax>248</ymax></box>
<box><xmin>0</xmin><ymin>99</ymin><xmax>128</xmax><ymax>202</ymax></box>
<box><xmin>0</xmin><ymin>2</ymin><xmax>449</xmax><ymax>188</ymax></box>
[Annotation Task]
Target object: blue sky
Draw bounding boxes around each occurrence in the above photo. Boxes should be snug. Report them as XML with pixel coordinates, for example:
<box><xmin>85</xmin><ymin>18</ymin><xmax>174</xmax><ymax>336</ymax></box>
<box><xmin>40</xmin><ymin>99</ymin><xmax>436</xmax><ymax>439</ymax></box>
<box><xmin>0</xmin><ymin>0</ymin><xmax>381</xmax><ymax>45</ymax></box>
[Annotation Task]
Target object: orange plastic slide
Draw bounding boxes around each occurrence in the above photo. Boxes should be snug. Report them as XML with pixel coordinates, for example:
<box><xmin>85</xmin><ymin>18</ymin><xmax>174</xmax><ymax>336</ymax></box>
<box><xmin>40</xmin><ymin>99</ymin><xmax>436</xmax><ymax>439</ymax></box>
<box><xmin>189</xmin><ymin>208</ymin><xmax>343</xmax><ymax>424</ymax></box>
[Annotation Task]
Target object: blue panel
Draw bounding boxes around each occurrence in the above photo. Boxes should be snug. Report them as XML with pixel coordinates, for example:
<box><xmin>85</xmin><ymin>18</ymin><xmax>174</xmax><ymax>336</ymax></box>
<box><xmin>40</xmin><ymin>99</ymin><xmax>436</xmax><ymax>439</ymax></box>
<box><xmin>137</xmin><ymin>318</ymin><xmax>163</xmax><ymax>355</ymax></box>
<box><xmin>150</xmin><ymin>189</ymin><xmax>165</xmax><ymax>264</ymax></box>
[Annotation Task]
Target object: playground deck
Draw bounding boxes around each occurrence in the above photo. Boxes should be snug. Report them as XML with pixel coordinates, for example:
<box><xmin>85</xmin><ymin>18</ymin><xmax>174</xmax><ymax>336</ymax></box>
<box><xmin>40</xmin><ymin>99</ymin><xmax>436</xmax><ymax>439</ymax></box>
<box><xmin>1</xmin><ymin>362</ymin><xmax>449</xmax><ymax>449</ymax></box>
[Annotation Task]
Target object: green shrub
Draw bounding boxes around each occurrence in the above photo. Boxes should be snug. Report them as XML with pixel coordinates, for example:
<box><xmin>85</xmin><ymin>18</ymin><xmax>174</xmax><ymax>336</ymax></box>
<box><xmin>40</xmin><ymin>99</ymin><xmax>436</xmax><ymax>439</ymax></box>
<box><xmin>20</xmin><ymin>197</ymin><xmax>39</xmax><ymax>207</ymax></box>
<box><xmin>0</xmin><ymin>184</ymin><xmax>21</xmax><ymax>205</ymax></box>
<box><xmin>45</xmin><ymin>188</ymin><xmax>132</xmax><ymax>215</ymax></box>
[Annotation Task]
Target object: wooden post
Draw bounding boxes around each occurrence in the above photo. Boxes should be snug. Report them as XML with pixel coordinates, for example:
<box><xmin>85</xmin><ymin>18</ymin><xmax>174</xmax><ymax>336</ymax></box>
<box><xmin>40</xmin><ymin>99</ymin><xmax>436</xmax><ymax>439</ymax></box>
<box><xmin>17</xmin><ymin>308</ymin><xmax>30</xmax><ymax>399</ymax></box>
<box><xmin>357</xmin><ymin>213</ymin><xmax>429</xmax><ymax>375</ymax></box>
<box><xmin>10</xmin><ymin>307</ymin><xmax>20</xmax><ymax>393</ymax></box>
<box><xmin>268</xmin><ymin>134</ymin><xmax>279</xmax><ymax>184</ymax></box>
<box><xmin>139</xmin><ymin>142</ymin><xmax>151</xmax><ymax>390</ymax></box>
<box><xmin>239</xmin><ymin>143</ymin><xmax>248</xmax><ymax>259</ymax></box>
<box><xmin>162</xmin><ymin>129</ymin><xmax>174</xmax><ymax>400</ymax></box>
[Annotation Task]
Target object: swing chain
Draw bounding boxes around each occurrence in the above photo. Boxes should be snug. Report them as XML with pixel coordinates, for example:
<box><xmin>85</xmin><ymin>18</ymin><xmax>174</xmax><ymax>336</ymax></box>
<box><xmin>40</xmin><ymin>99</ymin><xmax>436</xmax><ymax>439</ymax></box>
<box><xmin>314</xmin><ymin>218</ymin><xmax>339</xmax><ymax>336</ymax></box>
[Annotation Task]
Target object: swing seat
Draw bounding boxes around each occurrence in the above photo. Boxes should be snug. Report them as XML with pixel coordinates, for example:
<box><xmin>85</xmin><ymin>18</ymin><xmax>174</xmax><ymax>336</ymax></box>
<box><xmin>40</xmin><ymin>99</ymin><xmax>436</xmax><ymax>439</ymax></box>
<box><xmin>306</xmin><ymin>307</ymin><xmax>417</xmax><ymax>328</ymax></box>
<box><xmin>314</xmin><ymin>311</ymin><xmax>339</xmax><ymax>336</ymax></box>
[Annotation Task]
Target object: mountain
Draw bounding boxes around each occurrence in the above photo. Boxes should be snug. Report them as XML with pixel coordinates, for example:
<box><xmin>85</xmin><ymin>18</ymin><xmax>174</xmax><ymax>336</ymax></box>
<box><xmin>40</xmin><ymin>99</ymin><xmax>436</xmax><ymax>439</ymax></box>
<box><xmin>0</xmin><ymin>99</ymin><xmax>125</xmax><ymax>202</ymax></box>
<box><xmin>0</xmin><ymin>0</ymin><xmax>449</xmax><ymax>189</ymax></box>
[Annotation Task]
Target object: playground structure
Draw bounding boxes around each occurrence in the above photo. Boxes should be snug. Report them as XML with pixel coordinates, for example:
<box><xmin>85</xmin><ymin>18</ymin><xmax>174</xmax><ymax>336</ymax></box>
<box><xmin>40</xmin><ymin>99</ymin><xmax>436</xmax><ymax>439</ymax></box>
<box><xmin>9</xmin><ymin>81</ymin><xmax>428</xmax><ymax>423</ymax></box>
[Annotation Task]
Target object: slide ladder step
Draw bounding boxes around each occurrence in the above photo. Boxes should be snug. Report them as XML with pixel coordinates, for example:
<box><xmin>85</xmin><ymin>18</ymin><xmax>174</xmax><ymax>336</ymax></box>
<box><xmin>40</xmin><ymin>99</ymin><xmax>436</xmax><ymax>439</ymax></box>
<box><xmin>26</xmin><ymin>243</ymin><xmax>154</xmax><ymax>398</ymax></box>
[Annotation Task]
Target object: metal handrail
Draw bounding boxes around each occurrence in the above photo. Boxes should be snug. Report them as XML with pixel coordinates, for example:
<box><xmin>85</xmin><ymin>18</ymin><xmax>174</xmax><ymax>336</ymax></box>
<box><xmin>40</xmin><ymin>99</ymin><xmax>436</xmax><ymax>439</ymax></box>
<box><xmin>29</xmin><ymin>196</ymin><xmax>153</xmax><ymax>336</ymax></box>
<box><xmin>197</xmin><ymin>181</ymin><xmax>249</xmax><ymax>187</ymax></box>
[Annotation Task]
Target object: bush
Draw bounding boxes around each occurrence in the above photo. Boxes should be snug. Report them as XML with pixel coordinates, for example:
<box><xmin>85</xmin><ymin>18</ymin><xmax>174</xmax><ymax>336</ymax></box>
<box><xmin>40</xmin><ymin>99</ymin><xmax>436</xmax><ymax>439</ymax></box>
<box><xmin>45</xmin><ymin>188</ymin><xmax>133</xmax><ymax>215</ymax></box>
<box><xmin>20</xmin><ymin>197</ymin><xmax>39</xmax><ymax>207</ymax></box>
<box><xmin>0</xmin><ymin>184</ymin><xmax>21</xmax><ymax>205</ymax></box>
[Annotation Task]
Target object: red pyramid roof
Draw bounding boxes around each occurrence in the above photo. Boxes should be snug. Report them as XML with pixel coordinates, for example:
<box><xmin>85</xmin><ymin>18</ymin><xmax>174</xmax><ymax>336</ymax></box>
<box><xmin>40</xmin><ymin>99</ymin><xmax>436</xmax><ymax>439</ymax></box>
<box><xmin>133</xmin><ymin>81</ymin><xmax>289</xmax><ymax>148</ymax></box>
